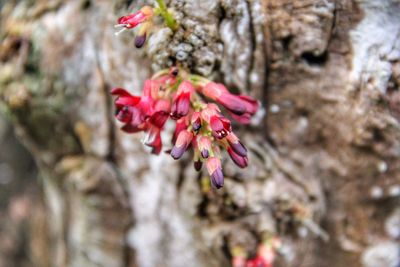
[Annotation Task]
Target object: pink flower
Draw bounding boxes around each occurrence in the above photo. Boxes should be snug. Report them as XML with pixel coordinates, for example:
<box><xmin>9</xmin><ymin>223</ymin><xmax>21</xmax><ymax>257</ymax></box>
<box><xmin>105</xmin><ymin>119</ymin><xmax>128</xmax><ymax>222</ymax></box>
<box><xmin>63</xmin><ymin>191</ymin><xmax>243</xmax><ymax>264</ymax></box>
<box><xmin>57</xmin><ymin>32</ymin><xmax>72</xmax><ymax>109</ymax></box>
<box><xmin>116</xmin><ymin>6</ymin><xmax>153</xmax><ymax>29</ymax></box>
<box><xmin>232</xmin><ymin>256</ymin><xmax>246</xmax><ymax>267</ymax></box>
<box><xmin>202</xmin><ymin>82</ymin><xmax>258</xmax><ymax>124</ymax></box>
<box><xmin>245</xmin><ymin>256</ymin><xmax>271</xmax><ymax>267</ymax></box>
<box><xmin>112</xmin><ymin>66</ymin><xmax>260</xmax><ymax>189</ymax></box>
<box><xmin>115</xmin><ymin>6</ymin><xmax>154</xmax><ymax>46</ymax></box>
<box><xmin>112</xmin><ymin>86</ymin><xmax>170</xmax><ymax>155</ymax></box>
<box><xmin>172</xmin><ymin>118</ymin><xmax>188</xmax><ymax>144</ymax></box>
<box><xmin>206</xmin><ymin>157</ymin><xmax>224</xmax><ymax>189</ymax></box>
<box><xmin>202</xmin><ymin>82</ymin><xmax>228</xmax><ymax>100</ymax></box>
<box><xmin>111</xmin><ymin>88</ymin><xmax>150</xmax><ymax>132</ymax></box>
<box><xmin>210</xmin><ymin>115</ymin><xmax>232</xmax><ymax>139</ymax></box>
<box><xmin>171</xmin><ymin>81</ymin><xmax>194</xmax><ymax>119</ymax></box>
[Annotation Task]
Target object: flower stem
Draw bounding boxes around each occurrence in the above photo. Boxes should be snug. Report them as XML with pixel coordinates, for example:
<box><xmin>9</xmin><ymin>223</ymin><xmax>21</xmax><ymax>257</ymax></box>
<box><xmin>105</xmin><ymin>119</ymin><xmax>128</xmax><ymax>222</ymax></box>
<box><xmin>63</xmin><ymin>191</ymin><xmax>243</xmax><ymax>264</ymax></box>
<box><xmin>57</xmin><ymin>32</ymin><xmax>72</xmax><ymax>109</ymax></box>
<box><xmin>155</xmin><ymin>0</ymin><xmax>178</xmax><ymax>31</ymax></box>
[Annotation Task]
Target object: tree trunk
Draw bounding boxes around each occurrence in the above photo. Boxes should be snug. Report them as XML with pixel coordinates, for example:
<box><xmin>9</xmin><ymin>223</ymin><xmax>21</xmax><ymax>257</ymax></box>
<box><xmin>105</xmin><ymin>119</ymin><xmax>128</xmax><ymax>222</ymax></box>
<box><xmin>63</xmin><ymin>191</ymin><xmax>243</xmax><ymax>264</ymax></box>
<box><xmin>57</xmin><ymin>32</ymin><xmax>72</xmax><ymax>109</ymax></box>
<box><xmin>1</xmin><ymin>0</ymin><xmax>400</xmax><ymax>267</ymax></box>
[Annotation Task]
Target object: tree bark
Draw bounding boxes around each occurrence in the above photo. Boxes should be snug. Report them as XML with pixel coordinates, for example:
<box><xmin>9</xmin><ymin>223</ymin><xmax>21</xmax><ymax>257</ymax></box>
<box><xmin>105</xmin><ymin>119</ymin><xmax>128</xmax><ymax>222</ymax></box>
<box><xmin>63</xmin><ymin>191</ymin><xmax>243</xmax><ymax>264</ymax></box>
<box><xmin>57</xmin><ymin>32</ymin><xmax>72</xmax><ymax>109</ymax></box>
<box><xmin>1</xmin><ymin>0</ymin><xmax>400</xmax><ymax>267</ymax></box>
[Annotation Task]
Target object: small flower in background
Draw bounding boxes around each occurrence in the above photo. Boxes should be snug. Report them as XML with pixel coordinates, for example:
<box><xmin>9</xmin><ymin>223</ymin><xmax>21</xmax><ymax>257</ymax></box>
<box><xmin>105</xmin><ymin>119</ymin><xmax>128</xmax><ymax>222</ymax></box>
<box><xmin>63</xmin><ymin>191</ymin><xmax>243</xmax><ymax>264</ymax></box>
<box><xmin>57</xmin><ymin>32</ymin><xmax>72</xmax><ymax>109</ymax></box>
<box><xmin>244</xmin><ymin>236</ymin><xmax>282</xmax><ymax>267</ymax></box>
<box><xmin>111</xmin><ymin>66</ymin><xmax>259</xmax><ymax>189</ymax></box>
<box><xmin>114</xmin><ymin>6</ymin><xmax>154</xmax><ymax>38</ymax></box>
<box><xmin>114</xmin><ymin>0</ymin><xmax>178</xmax><ymax>48</ymax></box>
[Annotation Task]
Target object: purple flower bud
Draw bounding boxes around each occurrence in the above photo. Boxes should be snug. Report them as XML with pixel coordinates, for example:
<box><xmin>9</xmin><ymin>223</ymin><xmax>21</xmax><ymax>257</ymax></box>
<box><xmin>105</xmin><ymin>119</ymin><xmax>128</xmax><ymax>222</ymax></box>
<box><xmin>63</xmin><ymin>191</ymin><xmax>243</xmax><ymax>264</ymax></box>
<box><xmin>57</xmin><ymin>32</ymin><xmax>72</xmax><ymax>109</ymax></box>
<box><xmin>226</xmin><ymin>133</ymin><xmax>247</xmax><ymax>157</ymax></box>
<box><xmin>171</xmin><ymin>92</ymin><xmax>190</xmax><ymax>119</ymax></box>
<box><xmin>135</xmin><ymin>34</ymin><xmax>147</xmax><ymax>48</ymax></box>
<box><xmin>227</xmin><ymin>148</ymin><xmax>248</xmax><ymax>168</ymax></box>
<box><xmin>194</xmin><ymin>160</ymin><xmax>202</xmax><ymax>171</ymax></box>
<box><xmin>201</xmin><ymin>149</ymin><xmax>209</xmax><ymax>159</ymax></box>
<box><xmin>210</xmin><ymin>168</ymin><xmax>224</xmax><ymax>189</ymax></box>
<box><xmin>170</xmin><ymin>145</ymin><xmax>186</xmax><ymax>159</ymax></box>
<box><xmin>170</xmin><ymin>130</ymin><xmax>193</xmax><ymax>160</ymax></box>
<box><xmin>206</xmin><ymin>157</ymin><xmax>224</xmax><ymax>189</ymax></box>
<box><xmin>230</xmin><ymin>141</ymin><xmax>247</xmax><ymax>157</ymax></box>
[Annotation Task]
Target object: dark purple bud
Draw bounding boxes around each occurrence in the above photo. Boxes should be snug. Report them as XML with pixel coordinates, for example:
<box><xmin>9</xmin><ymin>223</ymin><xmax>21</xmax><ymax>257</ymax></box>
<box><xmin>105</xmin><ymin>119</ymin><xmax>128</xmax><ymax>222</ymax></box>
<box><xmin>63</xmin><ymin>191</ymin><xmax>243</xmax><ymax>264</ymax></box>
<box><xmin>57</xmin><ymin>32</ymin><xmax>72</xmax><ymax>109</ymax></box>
<box><xmin>135</xmin><ymin>34</ymin><xmax>147</xmax><ymax>48</ymax></box>
<box><xmin>227</xmin><ymin>148</ymin><xmax>248</xmax><ymax>168</ymax></box>
<box><xmin>192</xmin><ymin>121</ymin><xmax>201</xmax><ymax>132</ymax></box>
<box><xmin>194</xmin><ymin>160</ymin><xmax>202</xmax><ymax>171</ymax></box>
<box><xmin>201</xmin><ymin>149</ymin><xmax>209</xmax><ymax>159</ymax></box>
<box><xmin>210</xmin><ymin>168</ymin><xmax>224</xmax><ymax>189</ymax></box>
<box><xmin>169</xmin><ymin>67</ymin><xmax>179</xmax><ymax>77</ymax></box>
<box><xmin>170</xmin><ymin>130</ymin><xmax>192</xmax><ymax>159</ymax></box>
<box><xmin>171</xmin><ymin>92</ymin><xmax>190</xmax><ymax>120</ymax></box>
<box><xmin>229</xmin><ymin>141</ymin><xmax>247</xmax><ymax>157</ymax></box>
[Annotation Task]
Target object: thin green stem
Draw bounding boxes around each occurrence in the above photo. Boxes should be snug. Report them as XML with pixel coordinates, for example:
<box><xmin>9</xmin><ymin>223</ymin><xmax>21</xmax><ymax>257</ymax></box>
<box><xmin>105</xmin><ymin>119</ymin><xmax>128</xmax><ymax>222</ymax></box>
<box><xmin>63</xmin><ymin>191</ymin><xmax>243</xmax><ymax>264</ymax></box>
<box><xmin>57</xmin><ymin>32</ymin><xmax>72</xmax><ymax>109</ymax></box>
<box><xmin>155</xmin><ymin>0</ymin><xmax>178</xmax><ymax>31</ymax></box>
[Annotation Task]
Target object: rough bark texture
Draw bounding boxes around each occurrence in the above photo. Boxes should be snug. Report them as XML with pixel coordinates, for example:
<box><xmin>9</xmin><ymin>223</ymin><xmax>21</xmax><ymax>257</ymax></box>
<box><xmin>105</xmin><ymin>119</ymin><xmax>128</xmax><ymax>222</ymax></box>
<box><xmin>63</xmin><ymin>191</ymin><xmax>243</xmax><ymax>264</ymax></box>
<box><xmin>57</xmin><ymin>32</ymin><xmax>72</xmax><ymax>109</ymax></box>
<box><xmin>1</xmin><ymin>0</ymin><xmax>400</xmax><ymax>267</ymax></box>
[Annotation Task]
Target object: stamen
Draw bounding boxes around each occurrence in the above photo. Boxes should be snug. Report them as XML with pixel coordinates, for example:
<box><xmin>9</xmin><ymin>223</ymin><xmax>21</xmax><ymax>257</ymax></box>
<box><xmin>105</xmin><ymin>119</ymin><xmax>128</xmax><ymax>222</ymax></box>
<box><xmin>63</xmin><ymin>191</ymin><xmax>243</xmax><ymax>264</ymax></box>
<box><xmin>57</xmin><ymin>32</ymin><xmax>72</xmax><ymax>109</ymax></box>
<box><xmin>115</xmin><ymin>27</ymin><xmax>128</xmax><ymax>36</ymax></box>
<box><xmin>114</xmin><ymin>24</ymin><xmax>128</xmax><ymax>28</ymax></box>
<box><xmin>142</xmin><ymin>131</ymin><xmax>156</xmax><ymax>145</ymax></box>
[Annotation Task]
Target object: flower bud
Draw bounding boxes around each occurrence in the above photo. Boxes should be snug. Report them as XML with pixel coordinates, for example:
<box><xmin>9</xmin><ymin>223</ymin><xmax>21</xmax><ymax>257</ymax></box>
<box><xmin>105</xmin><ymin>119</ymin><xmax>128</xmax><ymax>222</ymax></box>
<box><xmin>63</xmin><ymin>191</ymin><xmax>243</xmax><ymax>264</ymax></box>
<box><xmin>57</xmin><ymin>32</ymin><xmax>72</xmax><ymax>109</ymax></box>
<box><xmin>206</xmin><ymin>157</ymin><xmax>224</xmax><ymax>189</ymax></box>
<box><xmin>170</xmin><ymin>130</ymin><xmax>193</xmax><ymax>159</ymax></box>
<box><xmin>227</xmin><ymin>147</ymin><xmax>248</xmax><ymax>168</ymax></box>
<box><xmin>226</xmin><ymin>133</ymin><xmax>247</xmax><ymax>157</ymax></box>
<box><xmin>198</xmin><ymin>136</ymin><xmax>212</xmax><ymax>159</ymax></box>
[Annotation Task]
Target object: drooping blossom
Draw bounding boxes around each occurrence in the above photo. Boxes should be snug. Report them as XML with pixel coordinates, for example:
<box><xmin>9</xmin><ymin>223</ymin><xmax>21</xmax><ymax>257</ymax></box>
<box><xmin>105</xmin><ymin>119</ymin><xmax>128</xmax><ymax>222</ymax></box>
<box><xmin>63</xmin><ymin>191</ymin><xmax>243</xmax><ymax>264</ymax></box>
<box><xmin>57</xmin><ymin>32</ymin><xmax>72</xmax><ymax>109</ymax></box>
<box><xmin>112</xmin><ymin>66</ymin><xmax>259</xmax><ymax>188</ymax></box>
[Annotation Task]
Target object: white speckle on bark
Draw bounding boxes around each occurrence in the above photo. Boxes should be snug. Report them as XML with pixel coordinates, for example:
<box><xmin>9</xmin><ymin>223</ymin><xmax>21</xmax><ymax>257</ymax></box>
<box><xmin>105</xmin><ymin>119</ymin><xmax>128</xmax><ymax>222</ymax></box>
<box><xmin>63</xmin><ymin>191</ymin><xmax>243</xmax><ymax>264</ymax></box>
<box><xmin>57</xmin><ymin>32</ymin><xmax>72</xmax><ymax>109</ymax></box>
<box><xmin>270</xmin><ymin>104</ymin><xmax>281</xmax><ymax>114</ymax></box>
<box><xmin>385</xmin><ymin>208</ymin><xmax>400</xmax><ymax>239</ymax></box>
<box><xmin>370</xmin><ymin>186</ymin><xmax>384</xmax><ymax>199</ymax></box>
<box><xmin>388</xmin><ymin>185</ymin><xmax>400</xmax><ymax>197</ymax></box>
<box><xmin>362</xmin><ymin>241</ymin><xmax>400</xmax><ymax>267</ymax></box>
<box><xmin>377</xmin><ymin>161</ymin><xmax>388</xmax><ymax>173</ymax></box>
<box><xmin>350</xmin><ymin>0</ymin><xmax>400</xmax><ymax>93</ymax></box>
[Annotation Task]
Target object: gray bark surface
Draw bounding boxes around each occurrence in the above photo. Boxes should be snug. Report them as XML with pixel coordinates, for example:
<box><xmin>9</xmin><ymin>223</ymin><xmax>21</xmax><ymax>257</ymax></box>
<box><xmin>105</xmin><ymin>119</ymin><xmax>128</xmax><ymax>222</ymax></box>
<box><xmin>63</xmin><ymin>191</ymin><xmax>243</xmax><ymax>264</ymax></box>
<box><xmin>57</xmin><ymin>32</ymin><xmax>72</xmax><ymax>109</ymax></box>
<box><xmin>0</xmin><ymin>0</ymin><xmax>400</xmax><ymax>267</ymax></box>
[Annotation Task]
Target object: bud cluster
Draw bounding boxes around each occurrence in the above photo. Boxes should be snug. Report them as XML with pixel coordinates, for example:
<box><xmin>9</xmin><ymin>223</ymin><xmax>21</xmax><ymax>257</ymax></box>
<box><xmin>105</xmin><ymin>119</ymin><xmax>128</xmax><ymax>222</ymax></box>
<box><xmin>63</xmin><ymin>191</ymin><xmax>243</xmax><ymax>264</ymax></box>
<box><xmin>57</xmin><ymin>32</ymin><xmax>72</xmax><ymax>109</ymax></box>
<box><xmin>112</xmin><ymin>67</ymin><xmax>259</xmax><ymax>189</ymax></box>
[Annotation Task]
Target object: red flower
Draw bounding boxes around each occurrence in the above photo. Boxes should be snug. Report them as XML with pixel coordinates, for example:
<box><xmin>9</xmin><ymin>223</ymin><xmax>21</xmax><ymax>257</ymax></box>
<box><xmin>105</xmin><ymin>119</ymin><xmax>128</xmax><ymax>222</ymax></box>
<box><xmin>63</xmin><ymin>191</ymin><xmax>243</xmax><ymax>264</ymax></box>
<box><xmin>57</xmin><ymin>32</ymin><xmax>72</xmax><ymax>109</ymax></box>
<box><xmin>143</xmin><ymin>126</ymin><xmax>162</xmax><ymax>155</ymax></box>
<box><xmin>111</xmin><ymin>88</ymin><xmax>150</xmax><ymax>131</ymax></box>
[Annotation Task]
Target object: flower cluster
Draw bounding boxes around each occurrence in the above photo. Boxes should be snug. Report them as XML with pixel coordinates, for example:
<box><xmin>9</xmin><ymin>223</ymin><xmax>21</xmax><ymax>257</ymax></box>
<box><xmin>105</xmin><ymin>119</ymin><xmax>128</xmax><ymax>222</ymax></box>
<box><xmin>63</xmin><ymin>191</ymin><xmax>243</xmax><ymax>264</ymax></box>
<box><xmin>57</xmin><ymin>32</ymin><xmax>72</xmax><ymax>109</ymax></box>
<box><xmin>232</xmin><ymin>237</ymin><xmax>281</xmax><ymax>267</ymax></box>
<box><xmin>114</xmin><ymin>0</ymin><xmax>178</xmax><ymax>48</ymax></box>
<box><xmin>112</xmin><ymin>67</ymin><xmax>259</xmax><ymax>189</ymax></box>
